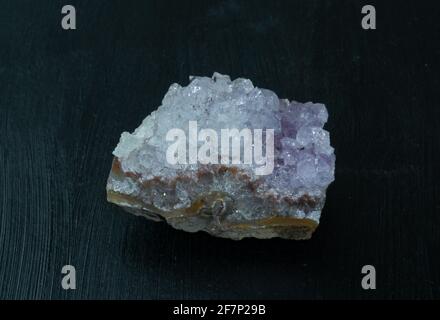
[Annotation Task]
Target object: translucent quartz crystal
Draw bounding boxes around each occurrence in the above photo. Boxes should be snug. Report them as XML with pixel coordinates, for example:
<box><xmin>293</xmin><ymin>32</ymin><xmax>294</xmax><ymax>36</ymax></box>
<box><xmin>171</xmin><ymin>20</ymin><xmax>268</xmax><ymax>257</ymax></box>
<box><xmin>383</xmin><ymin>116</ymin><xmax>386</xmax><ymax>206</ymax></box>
<box><xmin>107</xmin><ymin>73</ymin><xmax>335</xmax><ymax>240</ymax></box>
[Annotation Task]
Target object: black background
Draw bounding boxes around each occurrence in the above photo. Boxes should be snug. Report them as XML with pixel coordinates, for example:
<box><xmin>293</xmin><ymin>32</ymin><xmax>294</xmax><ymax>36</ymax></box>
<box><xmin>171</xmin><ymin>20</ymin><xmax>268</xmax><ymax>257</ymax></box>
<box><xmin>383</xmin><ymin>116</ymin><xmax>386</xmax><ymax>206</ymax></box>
<box><xmin>1</xmin><ymin>0</ymin><xmax>439</xmax><ymax>299</ymax></box>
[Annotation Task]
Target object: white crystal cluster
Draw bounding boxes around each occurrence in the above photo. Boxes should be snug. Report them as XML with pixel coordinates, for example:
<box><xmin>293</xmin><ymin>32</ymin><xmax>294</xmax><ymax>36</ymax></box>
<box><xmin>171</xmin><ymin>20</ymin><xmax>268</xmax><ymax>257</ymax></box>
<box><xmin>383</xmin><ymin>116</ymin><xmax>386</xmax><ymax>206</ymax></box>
<box><xmin>107</xmin><ymin>73</ymin><xmax>335</xmax><ymax>239</ymax></box>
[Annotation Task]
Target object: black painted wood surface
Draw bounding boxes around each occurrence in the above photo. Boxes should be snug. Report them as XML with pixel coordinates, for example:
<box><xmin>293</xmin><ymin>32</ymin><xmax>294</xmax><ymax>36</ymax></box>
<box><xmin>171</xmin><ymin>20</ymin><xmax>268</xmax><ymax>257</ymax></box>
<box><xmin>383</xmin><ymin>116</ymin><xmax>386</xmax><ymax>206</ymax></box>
<box><xmin>1</xmin><ymin>0</ymin><xmax>439</xmax><ymax>299</ymax></box>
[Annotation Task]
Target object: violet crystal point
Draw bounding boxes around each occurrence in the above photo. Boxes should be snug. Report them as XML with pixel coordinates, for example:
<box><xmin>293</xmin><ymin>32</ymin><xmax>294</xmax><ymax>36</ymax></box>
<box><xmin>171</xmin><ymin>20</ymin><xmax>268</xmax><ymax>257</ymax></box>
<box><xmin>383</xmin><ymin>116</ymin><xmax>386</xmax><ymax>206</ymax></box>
<box><xmin>107</xmin><ymin>73</ymin><xmax>335</xmax><ymax>240</ymax></box>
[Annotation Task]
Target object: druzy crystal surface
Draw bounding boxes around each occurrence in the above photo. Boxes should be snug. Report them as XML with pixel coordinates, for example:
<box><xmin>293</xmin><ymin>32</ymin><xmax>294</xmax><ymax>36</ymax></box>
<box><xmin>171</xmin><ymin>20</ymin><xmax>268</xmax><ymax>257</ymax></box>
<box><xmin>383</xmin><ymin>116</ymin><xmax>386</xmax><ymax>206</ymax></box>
<box><xmin>107</xmin><ymin>73</ymin><xmax>335</xmax><ymax>240</ymax></box>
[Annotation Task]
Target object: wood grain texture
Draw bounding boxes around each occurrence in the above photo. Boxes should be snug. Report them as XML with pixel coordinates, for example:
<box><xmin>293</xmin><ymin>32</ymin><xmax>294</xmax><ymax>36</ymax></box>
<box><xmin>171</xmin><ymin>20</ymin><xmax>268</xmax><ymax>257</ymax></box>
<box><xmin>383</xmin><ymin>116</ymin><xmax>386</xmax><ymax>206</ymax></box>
<box><xmin>0</xmin><ymin>0</ymin><xmax>439</xmax><ymax>299</ymax></box>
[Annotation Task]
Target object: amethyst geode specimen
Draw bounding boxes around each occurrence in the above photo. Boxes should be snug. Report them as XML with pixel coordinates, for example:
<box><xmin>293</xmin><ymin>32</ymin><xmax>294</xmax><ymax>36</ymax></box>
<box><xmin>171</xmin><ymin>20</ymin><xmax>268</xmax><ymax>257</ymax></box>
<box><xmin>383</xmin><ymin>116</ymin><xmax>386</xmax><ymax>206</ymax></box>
<box><xmin>107</xmin><ymin>73</ymin><xmax>335</xmax><ymax>239</ymax></box>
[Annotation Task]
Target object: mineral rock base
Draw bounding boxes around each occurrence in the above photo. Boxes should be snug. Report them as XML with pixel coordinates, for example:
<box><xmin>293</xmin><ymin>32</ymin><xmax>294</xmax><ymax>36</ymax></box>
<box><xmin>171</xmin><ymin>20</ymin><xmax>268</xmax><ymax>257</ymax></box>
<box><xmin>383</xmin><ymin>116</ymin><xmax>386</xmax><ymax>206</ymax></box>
<box><xmin>108</xmin><ymin>159</ymin><xmax>320</xmax><ymax>240</ymax></box>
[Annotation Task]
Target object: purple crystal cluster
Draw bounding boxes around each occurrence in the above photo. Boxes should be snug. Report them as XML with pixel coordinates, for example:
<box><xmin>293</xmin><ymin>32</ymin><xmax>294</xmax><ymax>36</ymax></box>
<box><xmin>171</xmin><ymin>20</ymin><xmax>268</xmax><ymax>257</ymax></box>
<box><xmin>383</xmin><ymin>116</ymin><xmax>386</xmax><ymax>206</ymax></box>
<box><xmin>273</xmin><ymin>100</ymin><xmax>335</xmax><ymax>191</ymax></box>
